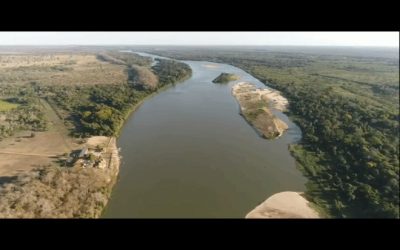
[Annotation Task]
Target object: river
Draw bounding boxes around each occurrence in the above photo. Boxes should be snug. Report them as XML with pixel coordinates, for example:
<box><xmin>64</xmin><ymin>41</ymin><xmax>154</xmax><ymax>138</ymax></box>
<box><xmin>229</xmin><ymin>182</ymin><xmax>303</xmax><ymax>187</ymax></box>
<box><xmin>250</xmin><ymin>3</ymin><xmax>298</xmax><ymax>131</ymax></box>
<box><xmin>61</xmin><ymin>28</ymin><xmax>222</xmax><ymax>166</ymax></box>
<box><xmin>102</xmin><ymin>53</ymin><xmax>306</xmax><ymax>218</ymax></box>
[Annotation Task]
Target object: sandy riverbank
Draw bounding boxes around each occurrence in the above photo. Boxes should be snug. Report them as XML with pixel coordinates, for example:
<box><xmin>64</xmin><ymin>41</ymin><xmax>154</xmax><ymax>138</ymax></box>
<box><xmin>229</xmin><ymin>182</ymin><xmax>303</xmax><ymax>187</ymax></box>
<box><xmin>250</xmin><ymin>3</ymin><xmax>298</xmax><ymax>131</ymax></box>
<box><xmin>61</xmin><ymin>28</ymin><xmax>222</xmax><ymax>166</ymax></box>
<box><xmin>245</xmin><ymin>191</ymin><xmax>320</xmax><ymax>218</ymax></box>
<box><xmin>88</xmin><ymin>136</ymin><xmax>120</xmax><ymax>218</ymax></box>
<box><xmin>86</xmin><ymin>136</ymin><xmax>120</xmax><ymax>171</ymax></box>
<box><xmin>103</xmin><ymin>136</ymin><xmax>120</xmax><ymax>183</ymax></box>
<box><xmin>85</xmin><ymin>135</ymin><xmax>120</xmax><ymax>187</ymax></box>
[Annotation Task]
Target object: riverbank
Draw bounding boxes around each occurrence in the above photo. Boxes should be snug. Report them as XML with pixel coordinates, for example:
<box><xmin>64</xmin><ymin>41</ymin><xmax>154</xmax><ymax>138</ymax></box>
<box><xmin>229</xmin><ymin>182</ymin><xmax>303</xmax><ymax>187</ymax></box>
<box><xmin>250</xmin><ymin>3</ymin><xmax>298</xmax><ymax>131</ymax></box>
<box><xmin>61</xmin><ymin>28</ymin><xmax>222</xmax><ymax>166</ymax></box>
<box><xmin>114</xmin><ymin>68</ymin><xmax>192</xmax><ymax>137</ymax></box>
<box><xmin>88</xmin><ymin>136</ymin><xmax>120</xmax><ymax>218</ymax></box>
<box><xmin>0</xmin><ymin>57</ymin><xmax>191</xmax><ymax>218</ymax></box>
<box><xmin>0</xmin><ymin>89</ymin><xmax>167</xmax><ymax>218</ymax></box>
<box><xmin>232</xmin><ymin>82</ymin><xmax>288</xmax><ymax>139</ymax></box>
<box><xmin>99</xmin><ymin>74</ymin><xmax>192</xmax><ymax>217</ymax></box>
<box><xmin>97</xmin><ymin>87</ymin><xmax>170</xmax><ymax>215</ymax></box>
<box><xmin>245</xmin><ymin>191</ymin><xmax>320</xmax><ymax>218</ymax></box>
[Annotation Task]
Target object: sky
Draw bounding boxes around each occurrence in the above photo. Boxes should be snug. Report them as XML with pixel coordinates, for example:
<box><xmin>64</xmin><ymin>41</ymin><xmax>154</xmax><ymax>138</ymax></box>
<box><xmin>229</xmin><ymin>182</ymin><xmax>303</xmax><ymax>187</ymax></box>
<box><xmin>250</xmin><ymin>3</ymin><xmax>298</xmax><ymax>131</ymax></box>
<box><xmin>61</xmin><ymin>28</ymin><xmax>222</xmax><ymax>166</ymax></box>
<box><xmin>0</xmin><ymin>32</ymin><xmax>398</xmax><ymax>47</ymax></box>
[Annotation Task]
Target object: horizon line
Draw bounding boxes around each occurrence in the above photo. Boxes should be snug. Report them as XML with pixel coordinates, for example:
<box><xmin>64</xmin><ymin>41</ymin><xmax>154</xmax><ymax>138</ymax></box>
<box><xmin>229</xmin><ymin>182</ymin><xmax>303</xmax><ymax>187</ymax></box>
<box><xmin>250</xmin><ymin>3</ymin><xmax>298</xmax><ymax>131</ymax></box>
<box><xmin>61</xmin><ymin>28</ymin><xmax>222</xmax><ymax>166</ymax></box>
<box><xmin>0</xmin><ymin>44</ymin><xmax>398</xmax><ymax>48</ymax></box>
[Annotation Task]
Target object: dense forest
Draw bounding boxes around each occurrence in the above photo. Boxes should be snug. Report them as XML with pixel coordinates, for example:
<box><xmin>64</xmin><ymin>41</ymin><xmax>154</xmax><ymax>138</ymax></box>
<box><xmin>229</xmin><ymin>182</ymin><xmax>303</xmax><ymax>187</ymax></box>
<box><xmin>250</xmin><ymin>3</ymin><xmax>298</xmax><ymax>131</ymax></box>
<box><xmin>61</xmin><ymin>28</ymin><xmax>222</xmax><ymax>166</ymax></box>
<box><xmin>151</xmin><ymin>58</ymin><xmax>192</xmax><ymax>86</ymax></box>
<box><xmin>144</xmin><ymin>47</ymin><xmax>399</xmax><ymax>218</ymax></box>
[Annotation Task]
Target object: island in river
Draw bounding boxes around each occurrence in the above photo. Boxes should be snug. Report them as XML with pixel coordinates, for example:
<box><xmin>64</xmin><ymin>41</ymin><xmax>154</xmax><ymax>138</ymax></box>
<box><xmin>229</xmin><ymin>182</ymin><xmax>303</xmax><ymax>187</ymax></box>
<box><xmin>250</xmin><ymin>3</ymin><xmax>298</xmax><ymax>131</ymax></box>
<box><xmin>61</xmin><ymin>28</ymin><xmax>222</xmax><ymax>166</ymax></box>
<box><xmin>231</xmin><ymin>83</ymin><xmax>321</xmax><ymax>217</ymax></box>
<box><xmin>232</xmin><ymin>82</ymin><xmax>288</xmax><ymax>139</ymax></box>
<box><xmin>212</xmin><ymin>72</ymin><xmax>240</xmax><ymax>83</ymax></box>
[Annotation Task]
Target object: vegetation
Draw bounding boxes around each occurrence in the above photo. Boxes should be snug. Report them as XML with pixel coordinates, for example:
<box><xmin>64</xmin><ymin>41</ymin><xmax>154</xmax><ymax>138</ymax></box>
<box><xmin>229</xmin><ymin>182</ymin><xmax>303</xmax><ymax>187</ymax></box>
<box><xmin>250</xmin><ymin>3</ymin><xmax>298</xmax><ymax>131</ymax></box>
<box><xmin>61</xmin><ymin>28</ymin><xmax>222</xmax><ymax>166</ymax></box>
<box><xmin>97</xmin><ymin>51</ymin><xmax>153</xmax><ymax>67</ymax></box>
<box><xmin>232</xmin><ymin>83</ymin><xmax>287</xmax><ymax>139</ymax></box>
<box><xmin>212</xmin><ymin>73</ymin><xmax>239</xmax><ymax>83</ymax></box>
<box><xmin>146</xmin><ymin>47</ymin><xmax>399</xmax><ymax>218</ymax></box>
<box><xmin>0</xmin><ymin>165</ymin><xmax>115</xmax><ymax>218</ymax></box>
<box><xmin>0</xmin><ymin>99</ymin><xmax>19</xmax><ymax>111</ymax></box>
<box><xmin>46</xmin><ymin>84</ymin><xmax>149</xmax><ymax>137</ymax></box>
<box><xmin>0</xmin><ymin>87</ymin><xmax>48</xmax><ymax>140</ymax></box>
<box><xmin>0</xmin><ymin>49</ymin><xmax>193</xmax><ymax>218</ymax></box>
<box><xmin>0</xmin><ymin>51</ymin><xmax>192</xmax><ymax>138</ymax></box>
<box><xmin>0</xmin><ymin>53</ymin><xmax>127</xmax><ymax>86</ymax></box>
<box><xmin>129</xmin><ymin>65</ymin><xmax>159</xmax><ymax>90</ymax></box>
<box><xmin>151</xmin><ymin>58</ymin><xmax>192</xmax><ymax>86</ymax></box>
<box><xmin>44</xmin><ymin>57</ymin><xmax>191</xmax><ymax>137</ymax></box>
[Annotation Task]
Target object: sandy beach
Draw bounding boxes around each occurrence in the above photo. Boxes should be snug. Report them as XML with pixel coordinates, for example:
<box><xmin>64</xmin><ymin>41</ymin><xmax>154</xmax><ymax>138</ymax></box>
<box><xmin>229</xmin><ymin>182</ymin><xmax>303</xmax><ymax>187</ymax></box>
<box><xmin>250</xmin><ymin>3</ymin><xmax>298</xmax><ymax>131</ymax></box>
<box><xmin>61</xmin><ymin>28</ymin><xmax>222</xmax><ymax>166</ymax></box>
<box><xmin>245</xmin><ymin>191</ymin><xmax>320</xmax><ymax>218</ymax></box>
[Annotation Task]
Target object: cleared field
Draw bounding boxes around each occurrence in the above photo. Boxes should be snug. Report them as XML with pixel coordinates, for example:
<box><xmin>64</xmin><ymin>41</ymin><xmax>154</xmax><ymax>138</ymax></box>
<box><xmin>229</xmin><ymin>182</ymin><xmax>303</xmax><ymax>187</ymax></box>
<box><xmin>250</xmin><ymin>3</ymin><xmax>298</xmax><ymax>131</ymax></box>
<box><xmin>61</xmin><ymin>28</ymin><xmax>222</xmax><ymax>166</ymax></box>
<box><xmin>0</xmin><ymin>53</ymin><xmax>128</xmax><ymax>85</ymax></box>
<box><xmin>0</xmin><ymin>96</ymin><xmax>118</xmax><ymax>178</ymax></box>
<box><xmin>0</xmin><ymin>130</ymin><xmax>79</xmax><ymax>177</ymax></box>
<box><xmin>0</xmin><ymin>100</ymin><xmax>19</xmax><ymax>111</ymax></box>
<box><xmin>0</xmin><ymin>98</ymin><xmax>80</xmax><ymax>177</ymax></box>
<box><xmin>0</xmin><ymin>135</ymin><xmax>119</xmax><ymax>218</ymax></box>
<box><xmin>0</xmin><ymin>153</ymin><xmax>53</xmax><ymax>177</ymax></box>
<box><xmin>0</xmin><ymin>52</ymin><xmax>130</xmax><ymax>178</ymax></box>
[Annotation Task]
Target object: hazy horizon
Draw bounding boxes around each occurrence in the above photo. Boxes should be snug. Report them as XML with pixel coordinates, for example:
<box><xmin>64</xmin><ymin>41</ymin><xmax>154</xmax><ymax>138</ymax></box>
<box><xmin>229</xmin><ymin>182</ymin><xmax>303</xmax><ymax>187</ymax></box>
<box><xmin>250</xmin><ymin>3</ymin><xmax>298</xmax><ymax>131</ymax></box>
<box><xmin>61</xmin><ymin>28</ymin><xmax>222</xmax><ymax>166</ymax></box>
<box><xmin>0</xmin><ymin>32</ymin><xmax>398</xmax><ymax>47</ymax></box>
<box><xmin>0</xmin><ymin>44</ymin><xmax>398</xmax><ymax>48</ymax></box>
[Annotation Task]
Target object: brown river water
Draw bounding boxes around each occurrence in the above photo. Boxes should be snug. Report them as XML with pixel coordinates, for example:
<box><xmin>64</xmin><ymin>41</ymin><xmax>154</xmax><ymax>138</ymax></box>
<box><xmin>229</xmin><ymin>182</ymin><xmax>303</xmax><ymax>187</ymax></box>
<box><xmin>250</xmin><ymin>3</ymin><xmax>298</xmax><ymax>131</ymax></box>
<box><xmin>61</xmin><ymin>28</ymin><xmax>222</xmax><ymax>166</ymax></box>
<box><xmin>102</xmin><ymin>53</ymin><xmax>306</xmax><ymax>218</ymax></box>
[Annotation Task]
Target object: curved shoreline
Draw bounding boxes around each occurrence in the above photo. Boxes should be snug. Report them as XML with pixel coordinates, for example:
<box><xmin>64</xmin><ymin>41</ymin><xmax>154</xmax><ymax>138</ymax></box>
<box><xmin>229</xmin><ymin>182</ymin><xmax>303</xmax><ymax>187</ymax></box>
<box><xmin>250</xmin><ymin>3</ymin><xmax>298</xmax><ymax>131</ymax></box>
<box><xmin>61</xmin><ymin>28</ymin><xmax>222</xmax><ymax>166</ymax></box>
<box><xmin>100</xmin><ymin>75</ymin><xmax>191</xmax><ymax>218</ymax></box>
<box><xmin>245</xmin><ymin>191</ymin><xmax>320</xmax><ymax>218</ymax></box>
<box><xmin>102</xmin><ymin>56</ymin><xmax>306</xmax><ymax>218</ymax></box>
<box><xmin>114</xmin><ymin>83</ymin><xmax>177</xmax><ymax>137</ymax></box>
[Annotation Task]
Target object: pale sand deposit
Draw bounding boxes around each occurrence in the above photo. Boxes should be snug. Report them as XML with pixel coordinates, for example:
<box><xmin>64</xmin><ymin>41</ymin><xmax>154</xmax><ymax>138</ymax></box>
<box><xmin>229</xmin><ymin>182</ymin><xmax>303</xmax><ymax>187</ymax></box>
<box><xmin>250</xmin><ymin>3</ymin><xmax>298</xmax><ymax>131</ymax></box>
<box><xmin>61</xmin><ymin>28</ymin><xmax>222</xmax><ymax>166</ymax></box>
<box><xmin>86</xmin><ymin>136</ymin><xmax>109</xmax><ymax>148</ymax></box>
<box><xmin>245</xmin><ymin>191</ymin><xmax>320</xmax><ymax>218</ymax></box>
<box><xmin>233</xmin><ymin>82</ymin><xmax>289</xmax><ymax>111</ymax></box>
<box><xmin>202</xmin><ymin>64</ymin><xmax>219</xmax><ymax>68</ymax></box>
<box><xmin>232</xmin><ymin>82</ymin><xmax>288</xmax><ymax>139</ymax></box>
<box><xmin>85</xmin><ymin>136</ymin><xmax>120</xmax><ymax>177</ymax></box>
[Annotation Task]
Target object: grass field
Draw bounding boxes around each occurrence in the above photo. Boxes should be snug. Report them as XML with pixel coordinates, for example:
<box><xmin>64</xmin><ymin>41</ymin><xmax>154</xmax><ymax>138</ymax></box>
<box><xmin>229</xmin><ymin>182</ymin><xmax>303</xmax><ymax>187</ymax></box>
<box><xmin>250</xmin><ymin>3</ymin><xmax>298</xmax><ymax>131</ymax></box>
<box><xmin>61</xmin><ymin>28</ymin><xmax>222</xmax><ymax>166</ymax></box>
<box><xmin>0</xmin><ymin>97</ymin><xmax>77</xmax><ymax>177</ymax></box>
<box><xmin>0</xmin><ymin>53</ymin><xmax>127</xmax><ymax>86</ymax></box>
<box><xmin>0</xmin><ymin>100</ymin><xmax>19</xmax><ymax>111</ymax></box>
